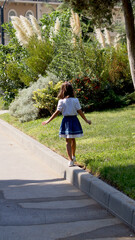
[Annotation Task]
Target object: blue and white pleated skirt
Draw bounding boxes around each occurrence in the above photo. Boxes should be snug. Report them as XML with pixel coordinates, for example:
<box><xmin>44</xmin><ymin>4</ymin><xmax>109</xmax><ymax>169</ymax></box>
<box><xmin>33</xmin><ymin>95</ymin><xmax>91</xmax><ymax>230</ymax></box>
<box><xmin>59</xmin><ymin>115</ymin><xmax>83</xmax><ymax>138</ymax></box>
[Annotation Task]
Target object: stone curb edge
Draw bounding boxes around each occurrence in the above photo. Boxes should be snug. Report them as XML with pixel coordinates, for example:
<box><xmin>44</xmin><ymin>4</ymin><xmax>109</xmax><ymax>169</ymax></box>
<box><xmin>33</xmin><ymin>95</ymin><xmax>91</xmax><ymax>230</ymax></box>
<box><xmin>0</xmin><ymin>118</ymin><xmax>135</xmax><ymax>231</ymax></box>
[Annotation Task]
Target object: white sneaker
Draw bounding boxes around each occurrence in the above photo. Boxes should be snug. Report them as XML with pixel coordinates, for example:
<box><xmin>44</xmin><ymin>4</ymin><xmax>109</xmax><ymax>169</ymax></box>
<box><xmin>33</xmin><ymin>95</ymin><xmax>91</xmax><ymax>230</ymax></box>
<box><xmin>72</xmin><ymin>156</ymin><xmax>76</xmax><ymax>164</ymax></box>
<box><xmin>68</xmin><ymin>160</ymin><xmax>74</xmax><ymax>167</ymax></box>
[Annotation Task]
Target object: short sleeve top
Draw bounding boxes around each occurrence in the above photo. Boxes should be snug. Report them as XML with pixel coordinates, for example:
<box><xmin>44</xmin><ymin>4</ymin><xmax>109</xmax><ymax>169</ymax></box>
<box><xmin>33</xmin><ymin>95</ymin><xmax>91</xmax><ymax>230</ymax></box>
<box><xmin>57</xmin><ymin>98</ymin><xmax>81</xmax><ymax>116</ymax></box>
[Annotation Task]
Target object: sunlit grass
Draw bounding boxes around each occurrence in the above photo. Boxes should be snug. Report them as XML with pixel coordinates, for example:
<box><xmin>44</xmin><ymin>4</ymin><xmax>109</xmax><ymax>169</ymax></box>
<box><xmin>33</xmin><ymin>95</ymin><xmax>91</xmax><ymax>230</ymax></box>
<box><xmin>0</xmin><ymin>104</ymin><xmax>135</xmax><ymax>199</ymax></box>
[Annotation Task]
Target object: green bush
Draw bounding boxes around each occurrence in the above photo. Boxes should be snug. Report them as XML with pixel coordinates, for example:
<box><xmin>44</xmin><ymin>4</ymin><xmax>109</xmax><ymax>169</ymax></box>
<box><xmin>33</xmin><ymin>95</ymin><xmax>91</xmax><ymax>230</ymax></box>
<box><xmin>33</xmin><ymin>81</ymin><xmax>63</xmax><ymax>114</ymax></box>
<box><xmin>9</xmin><ymin>73</ymin><xmax>59</xmax><ymax>122</ymax></box>
<box><xmin>0</xmin><ymin>43</ymin><xmax>26</xmax><ymax>107</ymax></box>
<box><xmin>25</xmin><ymin>37</ymin><xmax>53</xmax><ymax>76</ymax></box>
<box><xmin>71</xmin><ymin>74</ymin><xmax>128</xmax><ymax>111</ymax></box>
<box><xmin>0</xmin><ymin>23</ymin><xmax>54</xmax><ymax>108</ymax></box>
<box><xmin>127</xmin><ymin>92</ymin><xmax>135</xmax><ymax>104</ymax></box>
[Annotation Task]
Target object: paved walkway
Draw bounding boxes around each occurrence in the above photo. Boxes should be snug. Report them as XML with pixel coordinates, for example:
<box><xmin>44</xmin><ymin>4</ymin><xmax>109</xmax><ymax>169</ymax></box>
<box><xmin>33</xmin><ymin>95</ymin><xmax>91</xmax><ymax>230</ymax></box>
<box><xmin>0</xmin><ymin>111</ymin><xmax>135</xmax><ymax>240</ymax></box>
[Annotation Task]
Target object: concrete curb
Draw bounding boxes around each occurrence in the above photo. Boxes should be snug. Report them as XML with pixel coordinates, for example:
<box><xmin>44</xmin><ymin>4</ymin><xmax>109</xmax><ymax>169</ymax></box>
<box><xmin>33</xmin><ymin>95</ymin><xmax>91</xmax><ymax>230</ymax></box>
<box><xmin>0</xmin><ymin>118</ymin><xmax>135</xmax><ymax>231</ymax></box>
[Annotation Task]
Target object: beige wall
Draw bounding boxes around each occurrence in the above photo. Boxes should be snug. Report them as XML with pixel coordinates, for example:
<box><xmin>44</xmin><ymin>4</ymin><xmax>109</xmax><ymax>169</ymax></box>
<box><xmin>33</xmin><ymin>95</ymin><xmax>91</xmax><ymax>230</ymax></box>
<box><xmin>3</xmin><ymin>2</ymin><xmax>37</xmax><ymax>22</ymax></box>
<box><xmin>37</xmin><ymin>3</ymin><xmax>60</xmax><ymax>20</ymax></box>
<box><xmin>112</xmin><ymin>7</ymin><xmax>125</xmax><ymax>25</ymax></box>
<box><xmin>0</xmin><ymin>1</ymin><xmax>61</xmax><ymax>44</ymax></box>
<box><xmin>0</xmin><ymin>1</ymin><xmax>61</xmax><ymax>23</ymax></box>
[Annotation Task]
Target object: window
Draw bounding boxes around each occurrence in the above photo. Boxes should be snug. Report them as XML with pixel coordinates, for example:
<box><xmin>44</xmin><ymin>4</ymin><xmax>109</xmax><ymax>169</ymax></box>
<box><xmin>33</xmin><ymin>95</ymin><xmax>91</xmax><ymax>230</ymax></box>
<box><xmin>25</xmin><ymin>10</ymin><xmax>34</xmax><ymax>21</ymax></box>
<box><xmin>8</xmin><ymin>9</ymin><xmax>17</xmax><ymax>22</ymax></box>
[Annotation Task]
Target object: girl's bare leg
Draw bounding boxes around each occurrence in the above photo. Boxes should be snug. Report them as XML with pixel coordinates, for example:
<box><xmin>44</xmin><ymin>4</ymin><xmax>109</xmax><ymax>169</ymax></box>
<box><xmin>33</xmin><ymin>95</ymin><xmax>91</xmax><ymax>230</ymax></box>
<box><xmin>71</xmin><ymin>138</ymin><xmax>76</xmax><ymax>158</ymax></box>
<box><xmin>66</xmin><ymin>139</ymin><xmax>72</xmax><ymax>161</ymax></box>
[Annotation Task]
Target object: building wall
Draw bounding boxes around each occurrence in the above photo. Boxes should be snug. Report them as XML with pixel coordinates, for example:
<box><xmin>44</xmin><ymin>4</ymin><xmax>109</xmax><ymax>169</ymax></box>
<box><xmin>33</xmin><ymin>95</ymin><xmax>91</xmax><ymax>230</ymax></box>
<box><xmin>113</xmin><ymin>6</ymin><xmax>125</xmax><ymax>25</ymax></box>
<box><xmin>0</xmin><ymin>2</ymin><xmax>37</xmax><ymax>21</ymax></box>
<box><xmin>37</xmin><ymin>2</ymin><xmax>60</xmax><ymax>20</ymax></box>
<box><xmin>0</xmin><ymin>1</ymin><xmax>61</xmax><ymax>44</ymax></box>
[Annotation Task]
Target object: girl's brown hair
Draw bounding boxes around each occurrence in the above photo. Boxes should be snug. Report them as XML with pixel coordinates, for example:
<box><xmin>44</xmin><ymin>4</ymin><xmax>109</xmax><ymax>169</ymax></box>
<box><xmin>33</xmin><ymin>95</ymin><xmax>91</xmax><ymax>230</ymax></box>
<box><xmin>58</xmin><ymin>82</ymin><xmax>75</xmax><ymax>99</ymax></box>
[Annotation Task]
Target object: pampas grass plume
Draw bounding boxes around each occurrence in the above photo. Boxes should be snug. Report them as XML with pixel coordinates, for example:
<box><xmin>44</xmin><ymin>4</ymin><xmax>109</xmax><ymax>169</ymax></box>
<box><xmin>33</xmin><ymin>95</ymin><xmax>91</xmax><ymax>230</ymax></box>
<box><xmin>54</xmin><ymin>17</ymin><xmax>60</xmax><ymax>35</ymax></box>
<box><xmin>70</xmin><ymin>10</ymin><xmax>81</xmax><ymax>37</ymax></box>
<box><xmin>95</xmin><ymin>28</ymin><xmax>105</xmax><ymax>48</ymax></box>
<box><xmin>104</xmin><ymin>28</ymin><xmax>111</xmax><ymax>45</ymax></box>
<box><xmin>70</xmin><ymin>10</ymin><xmax>82</xmax><ymax>45</ymax></box>
<box><xmin>114</xmin><ymin>33</ymin><xmax>120</xmax><ymax>48</ymax></box>
<box><xmin>20</xmin><ymin>15</ymin><xmax>34</xmax><ymax>37</ymax></box>
<box><xmin>29</xmin><ymin>15</ymin><xmax>42</xmax><ymax>40</ymax></box>
<box><xmin>11</xmin><ymin>16</ymin><xmax>24</xmax><ymax>30</ymax></box>
<box><xmin>12</xmin><ymin>21</ymin><xmax>29</xmax><ymax>45</ymax></box>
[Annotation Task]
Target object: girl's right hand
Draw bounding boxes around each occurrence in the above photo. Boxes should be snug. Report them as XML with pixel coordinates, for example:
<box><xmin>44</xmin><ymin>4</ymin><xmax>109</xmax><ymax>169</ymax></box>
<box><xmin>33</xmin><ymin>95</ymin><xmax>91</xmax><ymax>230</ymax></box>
<box><xmin>86</xmin><ymin>120</ymin><xmax>92</xmax><ymax>125</ymax></box>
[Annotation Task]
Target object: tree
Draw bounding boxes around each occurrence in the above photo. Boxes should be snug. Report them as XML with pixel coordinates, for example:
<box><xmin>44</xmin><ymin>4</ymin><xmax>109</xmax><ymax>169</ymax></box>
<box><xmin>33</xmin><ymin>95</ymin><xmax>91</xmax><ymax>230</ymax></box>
<box><xmin>64</xmin><ymin>0</ymin><xmax>135</xmax><ymax>89</ymax></box>
<box><xmin>122</xmin><ymin>0</ymin><xmax>135</xmax><ymax>90</ymax></box>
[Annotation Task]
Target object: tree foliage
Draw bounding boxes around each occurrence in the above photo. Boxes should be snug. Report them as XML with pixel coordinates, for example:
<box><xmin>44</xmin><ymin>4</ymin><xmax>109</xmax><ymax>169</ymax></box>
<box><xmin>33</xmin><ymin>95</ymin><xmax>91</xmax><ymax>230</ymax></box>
<box><xmin>64</xmin><ymin>0</ymin><xmax>119</xmax><ymax>26</ymax></box>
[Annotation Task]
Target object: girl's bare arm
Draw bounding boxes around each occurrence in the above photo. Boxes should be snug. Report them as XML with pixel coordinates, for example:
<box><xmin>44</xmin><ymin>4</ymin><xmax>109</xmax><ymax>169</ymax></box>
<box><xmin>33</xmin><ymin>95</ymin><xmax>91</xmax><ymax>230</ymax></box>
<box><xmin>77</xmin><ymin>109</ymin><xmax>91</xmax><ymax>125</ymax></box>
<box><xmin>42</xmin><ymin>110</ymin><xmax>60</xmax><ymax>125</ymax></box>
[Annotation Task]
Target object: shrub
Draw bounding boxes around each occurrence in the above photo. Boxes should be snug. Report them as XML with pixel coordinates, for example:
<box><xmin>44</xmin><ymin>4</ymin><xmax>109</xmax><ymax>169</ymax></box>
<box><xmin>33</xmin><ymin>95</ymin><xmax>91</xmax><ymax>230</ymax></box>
<box><xmin>33</xmin><ymin>81</ymin><xmax>63</xmax><ymax>114</ymax></box>
<box><xmin>25</xmin><ymin>37</ymin><xmax>53</xmax><ymax>76</ymax></box>
<box><xmin>0</xmin><ymin>23</ymin><xmax>54</xmax><ymax>108</ymax></box>
<box><xmin>126</xmin><ymin>92</ymin><xmax>135</xmax><ymax>104</ymax></box>
<box><xmin>9</xmin><ymin>73</ymin><xmax>59</xmax><ymax>122</ymax></box>
<box><xmin>0</xmin><ymin>44</ymin><xmax>26</xmax><ymax>107</ymax></box>
<box><xmin>71</xmin><ymin>73</ymin><xmax>131</xmax><ymax>112</ymax></box>
<box><xmin>71</xmin><ymin>74</ymin><xmax>100</xmax><ymax>111</ymax></box>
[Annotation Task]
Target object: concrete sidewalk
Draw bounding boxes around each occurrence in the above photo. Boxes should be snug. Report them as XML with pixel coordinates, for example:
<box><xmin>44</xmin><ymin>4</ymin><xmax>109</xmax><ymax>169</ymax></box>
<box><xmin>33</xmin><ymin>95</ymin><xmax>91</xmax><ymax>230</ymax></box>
<box><xmin>0</xmin><ymin>112</ymin><xmax>135</xmax><ymax>239</ymax></box>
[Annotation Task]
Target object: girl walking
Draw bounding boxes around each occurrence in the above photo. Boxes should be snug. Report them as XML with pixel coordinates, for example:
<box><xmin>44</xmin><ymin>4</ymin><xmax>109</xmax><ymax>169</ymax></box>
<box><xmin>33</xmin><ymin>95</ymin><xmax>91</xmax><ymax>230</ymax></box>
<box><xmin>42</xmin><ymin>82</ymin><xmax>91</xmax><ymax>167</ymax></box>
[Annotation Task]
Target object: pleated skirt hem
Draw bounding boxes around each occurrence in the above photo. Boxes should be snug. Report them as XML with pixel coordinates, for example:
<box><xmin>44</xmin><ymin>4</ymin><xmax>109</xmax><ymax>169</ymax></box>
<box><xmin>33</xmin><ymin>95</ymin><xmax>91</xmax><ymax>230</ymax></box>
<box><xmin>59</xmin><ymin>133</ymin><xmax>84</xmax><ymax>139</ymax></box>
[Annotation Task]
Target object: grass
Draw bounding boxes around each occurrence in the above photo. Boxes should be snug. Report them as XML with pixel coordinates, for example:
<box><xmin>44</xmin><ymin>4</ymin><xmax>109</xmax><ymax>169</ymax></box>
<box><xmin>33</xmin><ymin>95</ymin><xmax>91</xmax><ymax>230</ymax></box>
<box><xmin>0</xmin><ymin>104</ymin><xmax>135</xmax><ymax>199</ymax></box>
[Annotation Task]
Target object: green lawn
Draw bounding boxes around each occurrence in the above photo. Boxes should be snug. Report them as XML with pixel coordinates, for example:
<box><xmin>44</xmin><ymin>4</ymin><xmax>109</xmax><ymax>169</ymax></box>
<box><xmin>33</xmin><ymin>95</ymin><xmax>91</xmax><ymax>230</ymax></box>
<box><xmin>0</xmin><ymin>104</ymin><xmax>135</xmax><ymax>199</ymax></box>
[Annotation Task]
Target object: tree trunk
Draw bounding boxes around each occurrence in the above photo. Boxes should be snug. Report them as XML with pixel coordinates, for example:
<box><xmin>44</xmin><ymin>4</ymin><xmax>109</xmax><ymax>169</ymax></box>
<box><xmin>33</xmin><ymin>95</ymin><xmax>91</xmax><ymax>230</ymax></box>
<box><xmin>122</xmin><ymin>0</ymin><xmax>135</xmax><ymax>89</ymax></box>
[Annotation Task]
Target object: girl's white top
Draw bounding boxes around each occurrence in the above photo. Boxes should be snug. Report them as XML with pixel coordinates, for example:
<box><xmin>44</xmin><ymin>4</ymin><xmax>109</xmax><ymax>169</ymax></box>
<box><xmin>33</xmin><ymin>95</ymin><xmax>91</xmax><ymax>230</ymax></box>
<box><xmin>57</xmin><ymin>98</ymin><xmax>81</xmax><ymax>116</ymax></box>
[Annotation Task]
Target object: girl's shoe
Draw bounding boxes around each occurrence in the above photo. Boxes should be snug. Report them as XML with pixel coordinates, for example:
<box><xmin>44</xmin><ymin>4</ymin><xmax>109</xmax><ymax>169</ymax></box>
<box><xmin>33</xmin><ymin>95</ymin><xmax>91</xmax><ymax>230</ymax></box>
<box><xmin>68</xmin><ymin>160</ymin><xmax>74</xmax><ymax>167</ymax></box>
<box><xmin>72</xmin><ymin>156</ymin><xmax>76</xmax><ymax>164</ymax></box>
